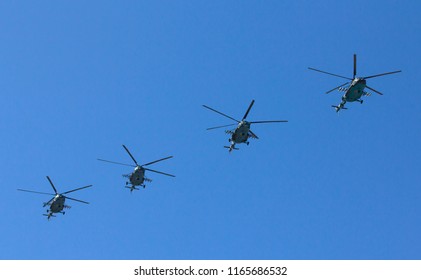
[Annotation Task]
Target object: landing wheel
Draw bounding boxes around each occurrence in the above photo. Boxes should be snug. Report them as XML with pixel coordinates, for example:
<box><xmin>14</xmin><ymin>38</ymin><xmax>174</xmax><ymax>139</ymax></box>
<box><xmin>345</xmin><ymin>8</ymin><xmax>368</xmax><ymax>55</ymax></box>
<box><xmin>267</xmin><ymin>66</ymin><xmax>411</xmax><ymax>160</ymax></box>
<box><xmin>361</xmin><ymin>100</ymin><xmax>364</xmax><ymax>104</ymax></box>
<box><xmin>63</xmin><ymin>212</ymin><xmax>65</xmax><ymax>215</ymax></box>
<box><xmin>125</xmin><ymin>182</ymin><xmax>128</xmax><ymax>185</ymax></box>
<box><xmin>246</xmin><ymin>142</ymin><xmax>249</xmax><ymax>145</ymax></box>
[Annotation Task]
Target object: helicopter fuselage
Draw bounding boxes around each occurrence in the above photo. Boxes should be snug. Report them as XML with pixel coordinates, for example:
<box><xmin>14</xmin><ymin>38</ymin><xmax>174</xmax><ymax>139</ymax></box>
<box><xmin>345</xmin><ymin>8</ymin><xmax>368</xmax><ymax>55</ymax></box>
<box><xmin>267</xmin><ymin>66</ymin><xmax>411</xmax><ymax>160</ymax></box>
<box><xmin>129</xmin><ymin>166</ymin><xmax>145</xmax><ymax>186</ymax></box>
<box><xmin>48</xmin><ymin>195</ymin><xmax>65</xmax><ymax>213</ymax></box>
<box><xmin>231</xmin><ymin>121</ymin><xmax>251</xmax><ymax>144</ymax></box>
<box><xmin>344</xmin><ymin>78</ymin><xmax>367</xmax><ymax>102</ymax></box>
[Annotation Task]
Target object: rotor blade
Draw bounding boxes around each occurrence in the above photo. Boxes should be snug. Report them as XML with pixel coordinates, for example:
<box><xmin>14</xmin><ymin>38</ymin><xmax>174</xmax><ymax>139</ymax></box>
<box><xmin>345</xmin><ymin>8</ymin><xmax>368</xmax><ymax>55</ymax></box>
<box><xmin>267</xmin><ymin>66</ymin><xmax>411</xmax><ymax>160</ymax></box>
<box><xmin>122</xmin><ymin>145</ymin><xmax>139</xmax><ymax>166</ymax></box>
<box><xmin>97</xmin><ymin>158</ymin><xmax>136</xmax><ymax>167</ymax></box>
<box><xmin>308</xmin><ymin>67</ymin><xmax>352</xmax><ymax>80</ymax></box>
<box><xmin>242</xmin><ymin>99</ymin><xmax>255</xmax><ymax>121</ymax></box>
<box><xmin>142</xmin><ymin>156</ymin><xmax>173</xmax><ymax>167</ymax></box>
<box><xmin>43</xmin><ymin>197</ymin><xmax>55</xmax><ymax>207</ymax></box>
<box><xmin>62</xmin><ymin>185</ymin><xmax>93</xmax><ymax>195</ymax></box>
<box><xmin>325</xmin><ymin>82</ymin><xmax>350</xmax><ymax>94</ymax></box>
<box><xmin>17</xmin><ymin>189</ymin><xmax>55</xmax><ymax>196</ymax></box>
<box><xmin>363</xmin><ymin>70</ymin><xmax>401</xmax><ymax>79</ymax></box>
<box><xmin>249</xmin><ymin>130</ymin><xmax>259</xmax><ymax>139</ymax></box>
<box><xmin>144</xmin><ymin>167</ymin><xmax>175</xmax><ymax>177</ymax></box>
<box><xmin>353</xmin><ymin>54</ymin><xmax>357</xmax><ymax>79</ymax></box>
<box><xmin>64</xmin><ymin>196</ymin><xmax>89</xmax><ymax>204</ymax></box>
<box><xmin>365</xmin><ymin>85</ymin><xmax>383</xmax><ymax>95</ymax></box>
<box><xmin>206</xmin><ymin>123</ymin><xmax>237</xmax><ymax>130</ymax></box>
<box><xmin>46</xmin><ymin>176</ymin><xmax>58</xmax><ymax>194</ymax></box>
<box><xmin>202</xmin><ymin>105</ymin><xmax>240</xmax><ymax>122</ymax></box>
<box><xmin>249</xmin><ymin>120</ymin><xmax>288</xmax><ymax>124</ymax></box>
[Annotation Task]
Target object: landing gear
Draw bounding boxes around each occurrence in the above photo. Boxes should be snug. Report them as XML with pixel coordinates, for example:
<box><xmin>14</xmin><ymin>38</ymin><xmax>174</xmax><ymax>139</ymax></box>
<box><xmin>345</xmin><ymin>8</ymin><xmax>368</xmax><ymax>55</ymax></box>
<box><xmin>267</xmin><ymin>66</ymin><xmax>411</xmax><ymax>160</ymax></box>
<box><xmin>246</xmin><ymin>142</ymin><xmax>249</xmax><ymax>145</ymax></box>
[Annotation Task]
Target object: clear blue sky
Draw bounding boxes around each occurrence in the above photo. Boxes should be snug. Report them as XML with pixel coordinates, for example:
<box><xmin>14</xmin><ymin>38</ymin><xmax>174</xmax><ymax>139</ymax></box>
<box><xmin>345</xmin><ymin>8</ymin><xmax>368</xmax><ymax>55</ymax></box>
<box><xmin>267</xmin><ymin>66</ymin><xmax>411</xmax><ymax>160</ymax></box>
<box><xmin>1</xmin><ymin>0</ymin><xmax>420</xmax><ymax>260</ymax></box>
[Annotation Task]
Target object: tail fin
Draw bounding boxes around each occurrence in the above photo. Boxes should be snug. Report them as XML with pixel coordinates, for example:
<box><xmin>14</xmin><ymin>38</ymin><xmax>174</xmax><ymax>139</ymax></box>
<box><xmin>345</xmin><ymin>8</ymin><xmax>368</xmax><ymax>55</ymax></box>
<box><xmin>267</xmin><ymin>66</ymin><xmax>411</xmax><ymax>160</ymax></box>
<box><xmin>331</xmin><ymin>105</ymin><xmax>347</xmax><ymax>112</ymax></box>
<box><xmin>125</xmin><ymin>186</ymin><xmax>140</xmax><ymax>192</ymax></box>
<box><xmin>43</xmin><ymin>213</ymin><xmax>55</xmax><ymax>220</ymax></box>
<box><xmin>224</xmin><ymin>145</ymin><xmax>239</xmax><ymax>153</ymax></box>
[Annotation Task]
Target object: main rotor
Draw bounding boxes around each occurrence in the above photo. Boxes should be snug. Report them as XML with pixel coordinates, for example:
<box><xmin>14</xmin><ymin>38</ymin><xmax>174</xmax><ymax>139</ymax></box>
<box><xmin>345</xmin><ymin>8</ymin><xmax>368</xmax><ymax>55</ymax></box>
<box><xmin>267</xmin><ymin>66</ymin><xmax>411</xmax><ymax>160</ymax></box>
<box><xmin>308</xmin><ymin>54</ymin><xmax>401</xmax><ymax>95</ymax></box>
<box><xmin>97</xmin><ymin>145</ymin><xmax>175</xmax><ymax>178</ymax></box>
<box><xmin>202</xmin><ymin>99</ymin><xmax>288</xmax><ymax>131</ymax></box>
<box><xmin>17</xmin><ymin>176</ymin><xmax>93</xmax><ymax>206</ymax></box>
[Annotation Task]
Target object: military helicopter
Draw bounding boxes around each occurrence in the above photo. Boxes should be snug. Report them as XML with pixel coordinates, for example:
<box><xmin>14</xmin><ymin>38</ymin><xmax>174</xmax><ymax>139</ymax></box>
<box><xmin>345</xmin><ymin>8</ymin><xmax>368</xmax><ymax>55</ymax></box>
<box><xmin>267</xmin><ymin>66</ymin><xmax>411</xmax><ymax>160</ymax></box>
<box><xmin>203</xmin><ymin>100</ymin><xmax>288</xmax><ymax>152</ymax></box>
<box><xmin>17</xmin><ymin>176</ymin><xmax>93</xmax><ymax>220</ymax></box>
<box><xmin>97</xmin><ymin>145</ymin><xmax>175</xmax><ymax>192</ymax></box>
<box><xmin>308</xmin><ymin>54</ymin><xmax>401</xmax><ymax>112</ymax></box>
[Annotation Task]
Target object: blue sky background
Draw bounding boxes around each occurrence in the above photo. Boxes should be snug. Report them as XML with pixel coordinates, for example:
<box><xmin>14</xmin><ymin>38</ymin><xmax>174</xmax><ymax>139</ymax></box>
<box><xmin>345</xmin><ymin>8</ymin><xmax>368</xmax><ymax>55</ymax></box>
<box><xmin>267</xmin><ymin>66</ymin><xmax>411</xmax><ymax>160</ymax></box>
<box><xmin>1</xmin><ymin>0</ymin><xmax>420</xmax><ymax>259</ymax></box>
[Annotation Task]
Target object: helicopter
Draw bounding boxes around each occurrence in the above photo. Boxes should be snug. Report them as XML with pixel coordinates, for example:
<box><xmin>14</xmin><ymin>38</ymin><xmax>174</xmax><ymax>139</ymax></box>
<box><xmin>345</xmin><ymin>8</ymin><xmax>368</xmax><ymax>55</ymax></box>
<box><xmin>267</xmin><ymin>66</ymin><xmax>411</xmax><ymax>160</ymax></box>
<box><xmin>203</xmin><ymin>99</ymin><xmax>288</xmax><ymax>152</ymax></box>
<box><xmin>308</xmin><ymin>54</ymin><xmax>401</xmax><ymax>112</ymax></box>
<box><xmin>97</xmin><ymin>145</ymin><xmax>175</xmax><ymax>192</ymax></box>
<box><xmin>17</xmin><ymin>176</ymin><xmax>93</xmax><ymax>220</ymax></box>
